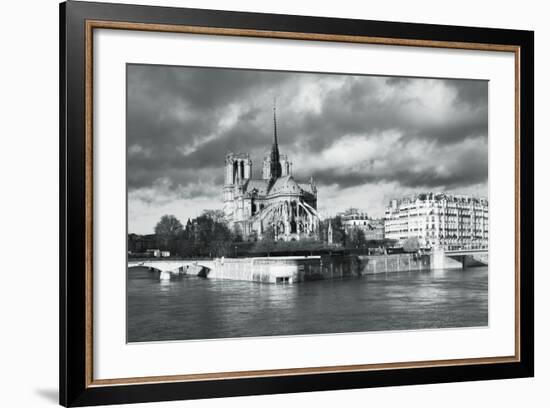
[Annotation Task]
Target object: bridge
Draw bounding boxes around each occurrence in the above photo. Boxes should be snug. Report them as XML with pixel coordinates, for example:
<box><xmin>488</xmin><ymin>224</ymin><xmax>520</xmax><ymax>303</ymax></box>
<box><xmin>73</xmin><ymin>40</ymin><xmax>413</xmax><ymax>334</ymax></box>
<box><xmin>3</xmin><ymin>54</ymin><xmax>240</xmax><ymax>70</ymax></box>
<box><xmin>433</xmin><ymin>248</ymin><xmax>488</xmax><ymax>269</ymax></box>
<box><xmin>128</xmin><ymin>259</ymin><xmax>213</xmax><ymax>280</ymax></box>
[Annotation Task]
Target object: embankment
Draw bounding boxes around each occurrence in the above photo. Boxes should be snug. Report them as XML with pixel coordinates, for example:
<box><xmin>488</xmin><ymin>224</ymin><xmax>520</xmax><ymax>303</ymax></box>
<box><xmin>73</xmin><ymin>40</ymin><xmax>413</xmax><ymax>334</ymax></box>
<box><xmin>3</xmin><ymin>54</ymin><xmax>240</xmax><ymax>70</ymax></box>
<box><xmin>202</xmin><ymin>253</ymin><xmax>431</xmax><ymax>284</ymax></box>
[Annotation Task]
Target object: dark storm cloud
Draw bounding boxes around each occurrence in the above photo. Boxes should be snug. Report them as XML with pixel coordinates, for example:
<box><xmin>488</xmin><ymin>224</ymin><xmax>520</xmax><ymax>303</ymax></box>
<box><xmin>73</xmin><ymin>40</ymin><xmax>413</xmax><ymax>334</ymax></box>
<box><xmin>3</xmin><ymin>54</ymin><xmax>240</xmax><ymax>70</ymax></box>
<box><xmin>127</xmin><ymin>65</ymin><xmax>292</xmax><ymax>192</ymax></box>
<box><xmin>310</xmin><ymin>139</ymin><xmax>488</xmax><ymax>190</ymax></box>
<box><xmin>286</xmin><ymin>76</ymin><xmax>487</xmax><ymax>153</ymax></box>
<box><xmin>127</xmin><ymin>65</ymin><xmax>488</xmax><ymax>200</ymax></box>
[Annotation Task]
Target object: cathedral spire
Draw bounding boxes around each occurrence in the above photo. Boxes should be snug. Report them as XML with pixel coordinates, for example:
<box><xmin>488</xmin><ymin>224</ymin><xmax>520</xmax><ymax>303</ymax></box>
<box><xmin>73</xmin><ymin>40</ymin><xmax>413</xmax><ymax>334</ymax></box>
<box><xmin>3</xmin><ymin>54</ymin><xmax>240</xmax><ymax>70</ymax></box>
<box><xmin>269</xmin><ymin>98</ymin><xmax>282</xmax><ymax>179</ymax></box>
<box><xmin>273</xmin><ymin>97</ymin><xmax>278</xmax><ymax>147</ymax></box>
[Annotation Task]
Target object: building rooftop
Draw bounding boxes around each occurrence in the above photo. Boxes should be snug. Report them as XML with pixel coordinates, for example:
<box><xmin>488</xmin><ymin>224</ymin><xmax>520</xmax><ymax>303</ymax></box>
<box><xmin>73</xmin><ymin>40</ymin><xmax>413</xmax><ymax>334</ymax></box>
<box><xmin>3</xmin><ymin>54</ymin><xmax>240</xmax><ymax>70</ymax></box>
<box><xmin>389</xmin><ymin>193</ymin><xmax>489</xmax><ymax>206</ymax></box>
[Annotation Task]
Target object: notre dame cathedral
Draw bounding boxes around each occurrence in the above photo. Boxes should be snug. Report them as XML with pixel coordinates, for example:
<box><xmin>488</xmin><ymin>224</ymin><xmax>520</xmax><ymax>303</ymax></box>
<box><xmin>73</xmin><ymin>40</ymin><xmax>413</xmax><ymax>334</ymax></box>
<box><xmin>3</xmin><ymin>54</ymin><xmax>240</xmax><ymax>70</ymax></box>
<box><xmin>222</xmin><ymin>103</ymin><xmax>321</xmax><ymax>241</ymax></box>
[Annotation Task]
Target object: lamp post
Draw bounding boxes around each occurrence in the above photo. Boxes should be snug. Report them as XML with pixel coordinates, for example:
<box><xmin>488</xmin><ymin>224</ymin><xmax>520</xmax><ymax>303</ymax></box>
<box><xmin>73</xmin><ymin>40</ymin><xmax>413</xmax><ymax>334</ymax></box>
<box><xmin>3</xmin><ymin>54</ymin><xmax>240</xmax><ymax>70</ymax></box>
<box><xmin>234</xmin><ymin>245</ymin><xmax>237</xmax><ymax>258</ymax></box>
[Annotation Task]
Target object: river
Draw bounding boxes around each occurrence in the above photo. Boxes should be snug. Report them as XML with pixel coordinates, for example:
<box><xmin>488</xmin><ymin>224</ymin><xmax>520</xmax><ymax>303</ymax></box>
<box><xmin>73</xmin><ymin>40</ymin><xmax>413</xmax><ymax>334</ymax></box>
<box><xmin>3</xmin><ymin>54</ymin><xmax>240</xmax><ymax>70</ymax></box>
<box><xmin>127</xmin><ymin>266</ymin><xmax>488</xmax><ymax>342</ymax></box>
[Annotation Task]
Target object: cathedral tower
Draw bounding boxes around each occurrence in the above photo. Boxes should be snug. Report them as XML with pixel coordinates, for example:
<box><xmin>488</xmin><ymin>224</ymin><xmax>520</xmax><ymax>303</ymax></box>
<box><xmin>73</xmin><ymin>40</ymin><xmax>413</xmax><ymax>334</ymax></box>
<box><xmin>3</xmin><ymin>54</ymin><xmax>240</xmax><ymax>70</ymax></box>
<box><xmin>223</xmin><ymin>152</ymin><xmax>251</xmax><ymax>220</ymax></box>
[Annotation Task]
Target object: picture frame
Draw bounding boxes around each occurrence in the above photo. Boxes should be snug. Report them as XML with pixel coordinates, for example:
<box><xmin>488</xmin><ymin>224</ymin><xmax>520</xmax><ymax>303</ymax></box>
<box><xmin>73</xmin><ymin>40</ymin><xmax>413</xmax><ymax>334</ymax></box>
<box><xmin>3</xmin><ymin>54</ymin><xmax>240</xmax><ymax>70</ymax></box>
<box><xmin>59</xmin><ymin>1</ymin><xmax>534</xmax><ymax>406</ymax></box>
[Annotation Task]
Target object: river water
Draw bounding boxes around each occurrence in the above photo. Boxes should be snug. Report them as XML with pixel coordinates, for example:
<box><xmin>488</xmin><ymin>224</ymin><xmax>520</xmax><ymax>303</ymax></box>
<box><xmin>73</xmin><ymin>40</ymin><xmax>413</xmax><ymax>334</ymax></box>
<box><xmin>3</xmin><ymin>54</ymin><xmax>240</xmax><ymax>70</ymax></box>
<box><xmin>127</xmin><ymin>266</ymin><xmax>488</xmax><ymax>342</ymax></box>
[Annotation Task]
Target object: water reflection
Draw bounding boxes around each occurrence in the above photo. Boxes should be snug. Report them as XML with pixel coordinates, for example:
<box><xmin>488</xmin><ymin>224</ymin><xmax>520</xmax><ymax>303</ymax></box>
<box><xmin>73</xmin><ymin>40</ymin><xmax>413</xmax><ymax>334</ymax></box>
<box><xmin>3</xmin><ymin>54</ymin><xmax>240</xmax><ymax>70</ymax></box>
<box><xmin>127</xmin><ymin>266</ymin><xmax>488</xmax><ymax>342</ymax></box>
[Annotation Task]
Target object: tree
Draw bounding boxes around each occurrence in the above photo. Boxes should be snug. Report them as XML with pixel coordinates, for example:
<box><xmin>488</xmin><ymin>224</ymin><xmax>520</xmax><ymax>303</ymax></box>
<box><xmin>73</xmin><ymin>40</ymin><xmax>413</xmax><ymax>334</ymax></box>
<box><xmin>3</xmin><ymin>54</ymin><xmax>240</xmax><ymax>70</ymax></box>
<box><xmin>263</xmin><ymin>224</ymin><xmax>276</xmax><ymax>243</ymax></box>
<box><xmin>232</xmin><ymin>224</ymin><xmax>243</xmax><ymax>242</ymax></box>
<box><xmin>187</xmin><ymin>214</ymin><xmax>233</xmax><ymax>257</ymax></box>
<box><xmin>154</xmin><ymin>215</ymin><xmax>183</xmax><ymax>238</ymax></box>
<box><xmin>331</xmin><ymin>216</ymin><xmax>346</xmax><ymax>246</ymax></box>
<box><xmin>403</xmin><ymin>237</ymin><xmax>420</xmax><ymax>253</ymax></box>
<box><xmin>348</xmin><ymin>228</ymin><xmax>367</xmax><ymax>249</ymax></box>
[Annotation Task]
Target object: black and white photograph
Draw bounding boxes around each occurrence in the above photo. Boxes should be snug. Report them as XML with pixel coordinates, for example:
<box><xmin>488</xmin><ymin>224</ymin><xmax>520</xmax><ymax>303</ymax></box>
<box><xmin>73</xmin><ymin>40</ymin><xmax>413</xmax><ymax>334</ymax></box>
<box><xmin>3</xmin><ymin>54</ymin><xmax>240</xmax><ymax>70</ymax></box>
<box><xmin>126</xmin><ymin>64</ymin><xmax>489</xmax><ymax>343</ymax></box>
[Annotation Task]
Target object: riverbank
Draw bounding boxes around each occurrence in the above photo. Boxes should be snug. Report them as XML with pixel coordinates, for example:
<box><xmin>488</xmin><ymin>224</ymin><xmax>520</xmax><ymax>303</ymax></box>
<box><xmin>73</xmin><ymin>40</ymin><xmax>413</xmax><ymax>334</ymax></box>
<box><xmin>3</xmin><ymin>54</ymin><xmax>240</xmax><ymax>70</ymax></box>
<box><xmin>128</xmin><ymin>249</ymin><xmax>491</xmax><ymax>284</ymax></box>
<box><xmin>132</xmin><ymin>253</ymin><xmax>432</xmax><ymax>284</ymax></box>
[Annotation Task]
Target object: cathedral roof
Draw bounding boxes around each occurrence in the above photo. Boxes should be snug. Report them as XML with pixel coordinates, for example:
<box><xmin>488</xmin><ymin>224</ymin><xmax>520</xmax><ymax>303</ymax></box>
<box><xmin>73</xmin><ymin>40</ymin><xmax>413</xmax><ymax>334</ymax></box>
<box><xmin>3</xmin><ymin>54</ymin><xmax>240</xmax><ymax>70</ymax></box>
<box><xmin>269</xmin><ymin>175</ymin><xmax>303</xmax><ymax>195</ymax></box>
<box><xmin>244</xmin><ymin>179</ymin><xmax>270</xmax><ymax>195</ymax></box>
<box><xmin>241</xmin><ymin>176</ymin><xmax>315</xmax><ymax>198</ymax></box>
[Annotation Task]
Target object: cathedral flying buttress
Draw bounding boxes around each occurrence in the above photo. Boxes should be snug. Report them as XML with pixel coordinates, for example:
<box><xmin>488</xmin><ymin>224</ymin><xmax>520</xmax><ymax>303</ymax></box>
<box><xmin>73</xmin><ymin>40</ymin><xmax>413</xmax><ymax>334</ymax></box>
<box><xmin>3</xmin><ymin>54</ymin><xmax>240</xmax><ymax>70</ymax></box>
<box><xmin>222</xmin><ymin>102</ymin><xmax>321</xmax><ymax>241</ymax></box>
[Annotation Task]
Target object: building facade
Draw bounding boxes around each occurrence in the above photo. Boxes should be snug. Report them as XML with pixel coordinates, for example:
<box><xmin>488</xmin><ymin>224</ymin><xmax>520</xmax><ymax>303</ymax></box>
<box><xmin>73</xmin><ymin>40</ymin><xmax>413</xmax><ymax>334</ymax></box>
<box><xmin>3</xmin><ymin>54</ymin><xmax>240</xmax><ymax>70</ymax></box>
<box><xmin>339</xmin><ymin>208</ymin><xmax>385</xmax><ymax>240</ymax></box>
<box><xmin>223</xmin><ymin>104</ymin><xmax>321</xmax><ymax>241</ymax></box>
<box><xmin>384</xmin><ymin>193</ymin><xmax>489</xmax><ymax>250</ymax></box>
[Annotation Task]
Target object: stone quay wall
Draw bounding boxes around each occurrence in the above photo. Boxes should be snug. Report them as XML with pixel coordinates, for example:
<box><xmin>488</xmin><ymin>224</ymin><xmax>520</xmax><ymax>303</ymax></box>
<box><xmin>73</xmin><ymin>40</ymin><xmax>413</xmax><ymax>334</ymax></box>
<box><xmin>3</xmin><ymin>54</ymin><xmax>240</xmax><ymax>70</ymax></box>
<box><xmin>208</xmin><ymin>257</ymin><xmax>320</xmax><ymax>283</ymax></box>
<box><xmin>357</xmin><ymin>254</ymin><xmax>431</xmax><ymax>275</ymax></box>
<box><xmin>202</xmin><ymin>254</ymin><xmax>432</xmax><ymax>284</ymax></box>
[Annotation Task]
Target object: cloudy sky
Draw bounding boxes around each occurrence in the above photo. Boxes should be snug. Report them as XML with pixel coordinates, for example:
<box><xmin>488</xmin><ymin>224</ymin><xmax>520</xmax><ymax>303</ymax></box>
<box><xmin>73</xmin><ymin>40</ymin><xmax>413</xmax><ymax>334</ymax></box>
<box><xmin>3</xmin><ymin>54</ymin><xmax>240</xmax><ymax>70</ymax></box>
<box><xmin>127</xmin><ymin>64</ymin><xmax>488</xmax><ymax>234</ymax></box>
